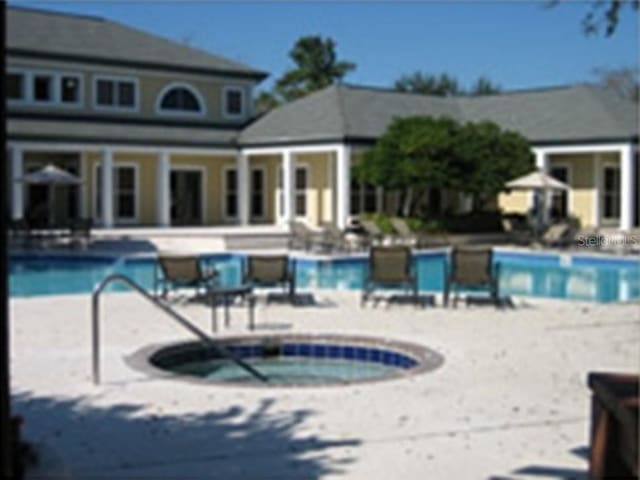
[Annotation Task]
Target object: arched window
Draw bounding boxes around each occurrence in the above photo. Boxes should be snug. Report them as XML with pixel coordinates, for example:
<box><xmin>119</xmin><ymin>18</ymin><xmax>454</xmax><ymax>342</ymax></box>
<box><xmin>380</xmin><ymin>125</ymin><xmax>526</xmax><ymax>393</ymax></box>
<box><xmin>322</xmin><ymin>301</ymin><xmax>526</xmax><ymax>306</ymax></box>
<box><xmin>156</xmin><ymin>83</ymin><xmax>205</xmax><ymax>115</ymax></box>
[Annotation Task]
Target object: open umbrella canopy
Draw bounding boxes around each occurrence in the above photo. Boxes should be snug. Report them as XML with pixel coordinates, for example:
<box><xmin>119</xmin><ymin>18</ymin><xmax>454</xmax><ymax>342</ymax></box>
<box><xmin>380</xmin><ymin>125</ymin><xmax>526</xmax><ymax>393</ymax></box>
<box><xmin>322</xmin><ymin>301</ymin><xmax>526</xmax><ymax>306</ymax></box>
<box><xmin>21</xmin><ymin>164</ymin><xmax>82</xmax><ymax>185</ymax></box>
<box><xmin>505</xmin><ymin>169</ymin><xmax>569</xmax><ymax>191</ymax></box>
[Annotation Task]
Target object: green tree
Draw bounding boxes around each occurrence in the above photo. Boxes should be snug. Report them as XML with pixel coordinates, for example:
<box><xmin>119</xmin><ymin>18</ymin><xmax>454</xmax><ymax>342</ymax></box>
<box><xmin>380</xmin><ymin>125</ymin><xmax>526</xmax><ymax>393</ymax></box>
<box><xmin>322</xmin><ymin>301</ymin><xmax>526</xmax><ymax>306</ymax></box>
<box><xmin>393</xmin><ymin>71</ymin><xmax>501</xmax><ymax>96</ymax></box>
<box><xmin>357</xmin><ymin>116</ymin><xmax>533</xmax><ymax>216</ymax></box>
<box><xmin>469</xmin><ymin>76</ymin><xmax>502</xmax><ymax>96</ymax></box>
<box><xmin>453</xmin><ymin>121</ymin><xmax>533</xmax><ymax>210</ymax></box>
<box><xmin>357</xmin><ymin>116</ymin><xmax>461</xmax><ymax>216</ymax></box>
<box><xmin>254</xmin><ymin>35</ymin><xmax>356</xmax><ymax>114</ymax></box>
<box><xmin>254</xmin><ymin>91</ymin><xmax>281</xmax><ymax>116</ymax></box>
<box><xmin>394</xmin><ymin>72</ymin><xmax>461</xmax><ymax>96</ymax></box>
<box><xmin>275</xmin><ymin>35</ymin><xmax>355</xmax><ymax>102</ymax></box>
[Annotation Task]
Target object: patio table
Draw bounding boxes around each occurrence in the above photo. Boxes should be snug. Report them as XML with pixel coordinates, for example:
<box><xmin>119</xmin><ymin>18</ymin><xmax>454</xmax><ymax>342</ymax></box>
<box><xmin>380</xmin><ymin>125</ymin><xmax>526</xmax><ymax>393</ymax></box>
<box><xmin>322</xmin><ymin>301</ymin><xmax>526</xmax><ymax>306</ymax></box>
<box><xmin>209</xmin><ymin>284</ymin><xmax>256</xmax><ymax>332</ymax></box>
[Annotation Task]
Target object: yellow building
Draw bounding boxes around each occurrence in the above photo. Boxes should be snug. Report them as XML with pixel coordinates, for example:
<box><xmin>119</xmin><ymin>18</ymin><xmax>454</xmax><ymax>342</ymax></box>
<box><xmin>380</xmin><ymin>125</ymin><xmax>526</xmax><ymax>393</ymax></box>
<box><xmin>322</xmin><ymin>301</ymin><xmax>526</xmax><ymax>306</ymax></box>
<box><xmin>7</xmin><ymin>7</ymin><xmax>639</xmax><ymax>232</ymax></box>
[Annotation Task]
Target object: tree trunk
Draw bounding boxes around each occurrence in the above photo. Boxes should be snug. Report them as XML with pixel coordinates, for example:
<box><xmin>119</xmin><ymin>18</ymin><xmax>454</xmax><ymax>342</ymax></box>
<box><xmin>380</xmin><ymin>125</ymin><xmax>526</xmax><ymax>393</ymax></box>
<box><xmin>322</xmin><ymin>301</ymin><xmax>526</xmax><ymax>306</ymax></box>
<box><xmin>402</xmin><ymin>187</ymin><xmax>414</xmax><ymax>217</ymax></box>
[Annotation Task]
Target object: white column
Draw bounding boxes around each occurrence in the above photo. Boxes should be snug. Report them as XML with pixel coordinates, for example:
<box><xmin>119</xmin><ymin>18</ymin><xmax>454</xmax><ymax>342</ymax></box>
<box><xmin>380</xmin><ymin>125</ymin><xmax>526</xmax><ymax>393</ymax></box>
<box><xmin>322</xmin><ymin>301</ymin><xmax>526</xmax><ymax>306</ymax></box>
<box><xmin>592</xmin><ymin>153</ymin><xmax>601</xmax><ymax>228</ymax></box>
<box><xmin>101</xmin><ymin>149</ymin><xmax>114</xmax><ymax>228</ymax></box>
<box><xmin>281</xmin><ymin>149</ymin><xmax>295</xmax><ymax>225</ymax></box>
<box><xmin>620</xmin><ymin>144</ymin><xmax>635</xmax><ymax>231</ymax></box>
<box><xmin>534</xmin><ymin>149</ymin><xmax>550</xmax><ymax>224</ymax></box>
<box><xmin>157</xmin><ymin>151</ymin><xmax>171</xmax><ymax>227</ymax></box>
<box><xmin>236</xmin><ymin>152</ymin><xmax>249</xmax><ymax>225</ymax></box>
<box><xmin>336</xmin><ymin>144</ymin><xmax>351</xmax><ymax>229</ymax></box>
<box><xmin>10</xmin><ymin>146</ymin><xmax>24</xmax><ymax>221</ymax></box>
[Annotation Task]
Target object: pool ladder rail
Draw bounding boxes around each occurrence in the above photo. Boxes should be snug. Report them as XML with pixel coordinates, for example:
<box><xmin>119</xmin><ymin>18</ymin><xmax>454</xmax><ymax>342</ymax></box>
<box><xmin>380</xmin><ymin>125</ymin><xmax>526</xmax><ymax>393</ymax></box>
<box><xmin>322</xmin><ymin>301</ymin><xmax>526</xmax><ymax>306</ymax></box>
<box><xmin>91</xmin><ymin>273</ymin><xmax>269</xmax><ymax>385</ymax></box>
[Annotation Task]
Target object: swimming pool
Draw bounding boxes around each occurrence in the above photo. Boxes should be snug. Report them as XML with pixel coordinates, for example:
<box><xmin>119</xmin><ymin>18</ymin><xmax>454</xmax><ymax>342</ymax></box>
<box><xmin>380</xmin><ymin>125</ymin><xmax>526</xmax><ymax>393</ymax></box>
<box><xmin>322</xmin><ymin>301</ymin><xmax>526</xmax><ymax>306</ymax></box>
<box><xmin>9</xmin><ymin>250</ymin><xmax>640</xmax><ymax>303</ymax></box>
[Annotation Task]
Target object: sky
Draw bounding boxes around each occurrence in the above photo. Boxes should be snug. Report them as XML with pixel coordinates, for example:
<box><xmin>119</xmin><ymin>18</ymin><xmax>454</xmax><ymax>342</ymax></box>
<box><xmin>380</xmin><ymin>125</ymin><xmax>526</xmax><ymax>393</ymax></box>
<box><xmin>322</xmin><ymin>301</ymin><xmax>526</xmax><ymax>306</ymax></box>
<box><xmin>8</xmin><ymin>1</ymin><xmax>639</xmax><ymax>93</ymax></box>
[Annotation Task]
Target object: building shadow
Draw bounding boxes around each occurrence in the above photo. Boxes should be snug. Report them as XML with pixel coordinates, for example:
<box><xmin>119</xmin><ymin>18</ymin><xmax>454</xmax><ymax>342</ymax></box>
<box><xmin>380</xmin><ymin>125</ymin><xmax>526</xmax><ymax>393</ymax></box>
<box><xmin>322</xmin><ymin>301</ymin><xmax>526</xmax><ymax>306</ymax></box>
<box><xmin>13</xmin><ymin>392</ymin><xmax>359</xmax><ymax>479</ymax></box>
<box><xmin>489</xmin><ymin>445</ymin><xmax>589</xmax><ymax>480</ymax></box>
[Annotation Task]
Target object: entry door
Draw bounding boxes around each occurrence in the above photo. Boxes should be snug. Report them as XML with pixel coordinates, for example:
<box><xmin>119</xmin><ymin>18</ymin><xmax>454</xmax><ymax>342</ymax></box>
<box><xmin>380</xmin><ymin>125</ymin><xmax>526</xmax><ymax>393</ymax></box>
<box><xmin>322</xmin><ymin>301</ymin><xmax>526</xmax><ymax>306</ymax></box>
<box><xmin>170</xmin><ymin>170</ymin><xmax>203</xmax><ymax>226</ymax></box>
<box><xmin>550</xmin><ymin>166</ymin><xmax>569</xmax><ymax>220</ymax></box>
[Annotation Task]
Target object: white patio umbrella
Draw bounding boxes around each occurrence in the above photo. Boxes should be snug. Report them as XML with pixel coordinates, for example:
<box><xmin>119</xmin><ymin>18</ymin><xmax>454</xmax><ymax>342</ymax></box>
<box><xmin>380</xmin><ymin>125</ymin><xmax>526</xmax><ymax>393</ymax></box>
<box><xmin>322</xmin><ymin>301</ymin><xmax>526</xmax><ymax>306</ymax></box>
<box><xmin>20</xmin><ymin>164</ymin><xmax>82</xmax><ymax>226</ymax></box>
<box><xmin>505</xmin><ymin>169</ymin><xmax>569</xmax><ymax>238</ymax></box>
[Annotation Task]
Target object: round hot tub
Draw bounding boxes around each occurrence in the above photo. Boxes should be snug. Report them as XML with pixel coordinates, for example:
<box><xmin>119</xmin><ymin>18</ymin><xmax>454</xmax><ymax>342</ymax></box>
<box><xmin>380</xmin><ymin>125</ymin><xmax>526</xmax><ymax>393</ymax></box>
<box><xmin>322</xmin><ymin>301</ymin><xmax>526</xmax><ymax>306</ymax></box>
<box><xmin>129</xmin><ymin>334</ymin><xmax>443</xmax><ymax>387</ymax></box>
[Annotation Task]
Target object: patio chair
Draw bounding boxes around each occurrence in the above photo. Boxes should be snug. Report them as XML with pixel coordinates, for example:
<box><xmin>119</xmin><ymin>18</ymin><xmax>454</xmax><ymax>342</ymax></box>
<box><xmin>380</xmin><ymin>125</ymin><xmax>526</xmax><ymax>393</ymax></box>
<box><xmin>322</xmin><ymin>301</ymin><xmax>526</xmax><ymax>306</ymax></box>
<box><xmin>445</xmin><ymin>246</ymin><xmax>500</xmax><ymax>307</ymax></box>
<box><xmin>360</xmin><ymin>219</ymin><xmax>392</xmax><ymax>246</ymax></box>
<box><xmin>389</xmin><ymin>217</ymin><xmax>448</xmax><ymax>248</ymax></box>
<box><xmin>320</xmin><ymin>223</ymin><xmax>350</xmax><ymax>252</ymax></box>
<box><xmin>540</xmin><ymin>221</ymin><xmax>573</xmax><ymax>248</ymax></box>
<box><xmin>243</xmin><ymin>255</ymin><xmax>296</xmax><ymax>303</ymax></box>
<box><xmin>69</xmin><ymin>218</ymin><xmax>93</xmax><ymax>248</ymax></box>
<box><xmin>361</xmin><ymin>245</ymin><xmax>419</xmax><ymax>306</ymax></box>
<box><xmin>155</xmin><ymin>253</ymin><xmax>218</xmax><ymax>299</ymax></box>
<box><xmin>288</xmin><ymin>221</ymin><xmax>313</xmax><ymax>250</ymax></box>
<box><xmin>501</xmin><ymin>214</ymin><xmax>532</xmax><ymax>245</ymax></box>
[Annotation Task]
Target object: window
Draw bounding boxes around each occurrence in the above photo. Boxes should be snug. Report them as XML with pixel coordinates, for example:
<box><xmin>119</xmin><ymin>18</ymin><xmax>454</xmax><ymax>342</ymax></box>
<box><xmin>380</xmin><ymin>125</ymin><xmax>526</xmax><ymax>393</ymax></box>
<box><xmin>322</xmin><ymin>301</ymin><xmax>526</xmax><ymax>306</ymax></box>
<box><xmin>95</xmin><ymin>77</ymin><xmax>137</xmax><ymax>110</ymax></box>
<box><xmin>225</xmin><ymin>169</ymin><xmax>238</xmax><ymax>219</ymax></box>
<box><xmin>95</xmin><ymin>164</ymin><xmax>138</xmax><ymax>222</ymax></box>
<box><xmin>223</xmin><ymin>86</ymin><xmax>245</xmax><ymax>118</ymax></box>
<box><xmin>7</xmin><ymin>70</ymin><xmax>82</xmax><ymax>106</ymax></box>
<box><xmin>115</xmin><ymin>167</ymin><xmax>136</xmax><ymax>220</ymax></box>
<box><xmin>277</xmin><ymin>166</ymin><xmax>307</xmax><ymax>218</ymax></box>
<box><xmin>251</xmin><ymin>168</ymin><xmax>265</xmax><ymax>219</ymax></box>
<box><xmin>158</xmin><ymin>85</ymin><xmax>203</xmax><ymax>114</ymax></box>
<box><xmin>603</xmin><ymin>165</ymin><xmax>621</xmax><ymax>220</ymax></box>
<box><xmin>33</xmin><ymin>74</ymin><xmax>53</xmax><ymax>102</ymax></box>
<box><xmin>295</xmin><ymin>167</ymin><xmax>307</xmax><ymax>216</ymax></box>
<box><xmin>7</xmin><ymin>72</ymin><xmax>25</xmax><ymax>101</ymax></box>
<box><xmin>60</xmin><ymin>75</ymin><xmax>80</xmax><ymax>104</ymax></box>
<box><xmin>350</xmin><ymin>179</ymin><xmax>378</xmax><ymax>215</ymax></box>
<box><xmin>550</xmin><ymin>166</ymin><xmax>569</xmax><ymax>219</ymax></box>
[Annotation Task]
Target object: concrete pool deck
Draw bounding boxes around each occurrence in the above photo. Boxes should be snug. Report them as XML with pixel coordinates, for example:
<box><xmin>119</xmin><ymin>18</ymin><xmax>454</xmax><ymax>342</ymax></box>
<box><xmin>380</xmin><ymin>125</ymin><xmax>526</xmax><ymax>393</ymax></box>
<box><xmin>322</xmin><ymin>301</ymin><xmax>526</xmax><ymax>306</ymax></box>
<box><xmin>10</xmin><ymin>290</ymin><xmax>639</xmax><ymax>479</ymax></box>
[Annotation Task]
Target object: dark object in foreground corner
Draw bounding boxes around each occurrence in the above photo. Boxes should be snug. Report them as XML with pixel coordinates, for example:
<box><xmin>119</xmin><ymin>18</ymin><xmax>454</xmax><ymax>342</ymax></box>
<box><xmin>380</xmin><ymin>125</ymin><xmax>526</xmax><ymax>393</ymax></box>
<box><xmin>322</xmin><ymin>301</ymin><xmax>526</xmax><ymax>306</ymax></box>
<box><xmin>10</xmin><ymin>416</ymin><xmax>37</xmax><ymax>480</ymax></box>
<box><xmin>588</xmin><ymin>372</ymin><xmax>639</xmax><ymax>480</ymax></box>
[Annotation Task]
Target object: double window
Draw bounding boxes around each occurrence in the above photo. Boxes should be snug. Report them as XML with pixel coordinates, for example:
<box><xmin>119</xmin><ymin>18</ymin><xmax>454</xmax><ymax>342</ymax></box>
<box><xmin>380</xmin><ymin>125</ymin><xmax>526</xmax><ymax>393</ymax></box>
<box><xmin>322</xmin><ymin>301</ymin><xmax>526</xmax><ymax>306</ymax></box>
<box><xmin>94</xmin><ymin>164</ymin><xmax>138</xmax><ymax>223</ymax></box>
<box><xmin>224</xmin><ymin>167</ymin><xmax>267</xmax><ymax>221</ymax></box>
<box><xmin>156</xmin><ymin>83</ymin><xmax>205</xmax><ymax>116</ymax></box>
<box><xmin>277</xmin><ymin>165</ymin><xmax>307</xmax><ymax>218</ymax></box>
<box><xmin>94</xmin><ymin>76</ymin><xmax>138</xmax><ymax>110</ymax></box>
<box><xmin>7</xmin><ymin>69</ymin><xmax>82</xmax><ymax>106</ymax></box>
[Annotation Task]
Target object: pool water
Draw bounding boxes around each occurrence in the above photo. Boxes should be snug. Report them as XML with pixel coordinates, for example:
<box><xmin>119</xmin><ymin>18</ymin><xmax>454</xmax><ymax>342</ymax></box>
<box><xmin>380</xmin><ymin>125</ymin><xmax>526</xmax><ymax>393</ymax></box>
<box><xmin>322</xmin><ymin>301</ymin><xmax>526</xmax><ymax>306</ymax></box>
<box><xmin>9</xmin><ymin>251</ymin><xmax>640</xmax><ymax>303</ymax></box>
<box><xmin>173</xmin><ymin>357</ymin><xmax>400</xmax><ymax>384</ymax></box>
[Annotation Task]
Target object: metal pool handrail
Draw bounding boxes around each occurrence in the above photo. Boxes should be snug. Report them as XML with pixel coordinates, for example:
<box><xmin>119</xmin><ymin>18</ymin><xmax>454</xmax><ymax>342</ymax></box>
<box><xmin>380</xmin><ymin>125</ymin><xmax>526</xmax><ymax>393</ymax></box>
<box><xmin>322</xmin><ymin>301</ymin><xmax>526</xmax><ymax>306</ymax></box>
<box><xmin>91</xmin><ymin>273</ymin><xmax>268</xmax><ymax>384</ymax></box>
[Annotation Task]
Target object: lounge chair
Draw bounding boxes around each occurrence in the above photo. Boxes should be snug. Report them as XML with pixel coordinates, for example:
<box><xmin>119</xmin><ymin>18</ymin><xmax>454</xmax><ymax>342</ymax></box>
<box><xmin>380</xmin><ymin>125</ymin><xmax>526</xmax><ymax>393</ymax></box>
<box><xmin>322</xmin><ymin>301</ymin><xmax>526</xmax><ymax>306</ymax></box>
<box><xmin>445</xmin><ymin>246</ymin><xmax>500</xmax><ymax>307</ymax></box>
<box><xmin>361</xmin><ymin>245</ymin><xmax>419</xmax><ymax>306</ymax></box>
<box><xmin>288</xmin><ymin>221</ymin><xmax>330</xmax><ymax>252</ymax></box>
<box><xmin>360</xmin><ymin>219</ymin><xmax>391</xmax><ymax>246</ymax></box>
<box><xmin>243</xmin><ymin>255</ymin><xmax>296</xmax><ymax>303</ymax></box>
<box><xmin>389</xmin><ymin>217</ymin><xmax>448</xmax><ymax>248</ymax></box>
<box><xmin>320</xmin><ymin>223</ymin><xmax>351</xmax><ymax>252</ymax></box>
<box><xmin>155</xmin><ymin>253</ymin><xmax>218</xmax><ymax>299</ymax></box>
<box><xmin>288</xmin><ymin>221</ymin><xmax>314</xmax><ymax>250</ymax></box>
<box><xmin>540</xmin><ymin>222</ymin><xmax>573</xmax><ymax>248</ymax></box>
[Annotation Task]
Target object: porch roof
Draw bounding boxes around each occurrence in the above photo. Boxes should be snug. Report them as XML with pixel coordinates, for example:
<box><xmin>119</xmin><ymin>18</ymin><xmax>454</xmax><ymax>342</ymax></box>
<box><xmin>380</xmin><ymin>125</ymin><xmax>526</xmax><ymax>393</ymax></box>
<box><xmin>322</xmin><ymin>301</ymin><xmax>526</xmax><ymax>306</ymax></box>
<box><xmin>8</xmin><ymin>117</ymin><xmax>239</xmax><ymax>150</ymax></box>
<box><xmin>239</xmin><ymin>84</ymin><xmax>638</xmax><ymax>147</ymax></box>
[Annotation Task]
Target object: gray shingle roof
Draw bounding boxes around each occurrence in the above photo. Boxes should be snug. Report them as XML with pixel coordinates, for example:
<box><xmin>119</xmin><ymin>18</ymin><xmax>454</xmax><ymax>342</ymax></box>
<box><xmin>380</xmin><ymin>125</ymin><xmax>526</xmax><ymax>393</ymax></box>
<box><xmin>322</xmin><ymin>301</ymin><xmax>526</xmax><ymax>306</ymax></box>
<box><xmin>8</xmin><ymin>117</ymin><xmax>239</xmax><ymax>149</ymax></box>
<box><xmin>240</xmin><ymin>84</ymin><xmax>638</xmax><ymax>147</ymax></box>
<box><xmin>7</xmin><ymin>7</ymin><xmax>267</xmax><ymax>79</ymax></box>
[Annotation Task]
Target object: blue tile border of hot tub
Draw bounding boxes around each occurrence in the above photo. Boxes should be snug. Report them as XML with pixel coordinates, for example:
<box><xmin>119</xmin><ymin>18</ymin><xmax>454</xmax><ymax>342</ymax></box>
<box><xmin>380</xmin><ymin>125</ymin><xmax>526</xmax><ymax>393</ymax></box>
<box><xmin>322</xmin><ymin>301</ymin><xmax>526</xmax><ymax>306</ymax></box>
<box><xmin>130</xmin><ymin>333</ymin><xmax>443</xmax><ymax>388</ymax></box>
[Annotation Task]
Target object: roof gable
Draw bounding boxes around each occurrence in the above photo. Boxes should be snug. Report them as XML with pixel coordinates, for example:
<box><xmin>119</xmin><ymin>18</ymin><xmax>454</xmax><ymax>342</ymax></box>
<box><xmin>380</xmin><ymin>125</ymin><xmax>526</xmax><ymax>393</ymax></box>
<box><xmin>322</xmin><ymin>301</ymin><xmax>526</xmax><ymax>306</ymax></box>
<box><xmin>7</xmin><ymin>7</ymin><xmax>267</xmax><ymax>79</ymax></box>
